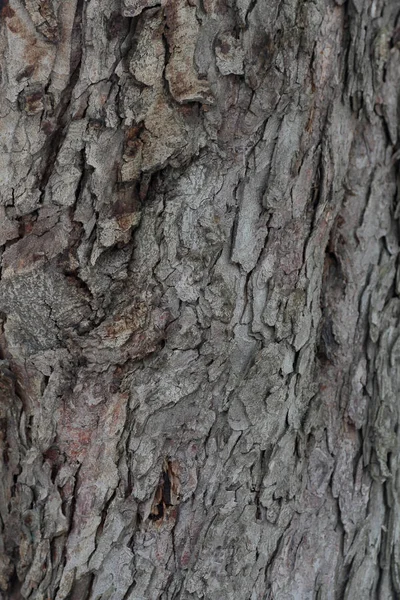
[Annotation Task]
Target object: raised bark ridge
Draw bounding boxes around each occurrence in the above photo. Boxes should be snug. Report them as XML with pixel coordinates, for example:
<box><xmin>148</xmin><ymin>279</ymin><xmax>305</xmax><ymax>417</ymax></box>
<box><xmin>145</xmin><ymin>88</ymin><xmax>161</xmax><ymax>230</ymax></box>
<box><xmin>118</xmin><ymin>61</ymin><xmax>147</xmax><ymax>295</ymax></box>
<box><xmin>0</xmin><ymin>0</ymin><xmax>399</xmax><ymax>598</ymax></box>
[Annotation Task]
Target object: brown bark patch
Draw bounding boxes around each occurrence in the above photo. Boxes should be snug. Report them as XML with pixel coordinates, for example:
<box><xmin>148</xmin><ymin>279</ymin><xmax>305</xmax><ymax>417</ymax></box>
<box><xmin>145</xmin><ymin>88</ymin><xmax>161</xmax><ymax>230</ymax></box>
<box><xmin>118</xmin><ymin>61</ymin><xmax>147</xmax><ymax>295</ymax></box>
<box><xmin>149</xmin><ymin>459</ymin><xmax>181</xmax><ymax>523</ymax></box>
<box><xmin>1</xmin><ymin>2</ymin><xmax>14</xmax><ymax>19</ymax></box>
<box><xmin>15</xmin><ymin>64</ymin><xmax>35</xmax><ymax>82</ymax></box>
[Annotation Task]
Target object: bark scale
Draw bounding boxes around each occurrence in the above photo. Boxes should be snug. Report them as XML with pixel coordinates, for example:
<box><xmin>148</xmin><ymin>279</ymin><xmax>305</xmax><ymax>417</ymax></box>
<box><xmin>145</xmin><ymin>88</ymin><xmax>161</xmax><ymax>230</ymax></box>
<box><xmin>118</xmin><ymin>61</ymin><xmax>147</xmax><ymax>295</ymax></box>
<box><xmin>0</xmin><ymin>0</ymin><xmax>399</xmax><ymax>598</ymax></box>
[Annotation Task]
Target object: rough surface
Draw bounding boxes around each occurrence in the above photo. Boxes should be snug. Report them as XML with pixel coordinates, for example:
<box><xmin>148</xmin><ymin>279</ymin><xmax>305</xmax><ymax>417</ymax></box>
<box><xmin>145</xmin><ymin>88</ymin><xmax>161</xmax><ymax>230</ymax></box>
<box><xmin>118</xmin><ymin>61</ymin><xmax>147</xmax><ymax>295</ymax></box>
<box><xmin>0</xmin><ymin>0</ymin><xmax>399</xmax><ymax>598</ymax></box>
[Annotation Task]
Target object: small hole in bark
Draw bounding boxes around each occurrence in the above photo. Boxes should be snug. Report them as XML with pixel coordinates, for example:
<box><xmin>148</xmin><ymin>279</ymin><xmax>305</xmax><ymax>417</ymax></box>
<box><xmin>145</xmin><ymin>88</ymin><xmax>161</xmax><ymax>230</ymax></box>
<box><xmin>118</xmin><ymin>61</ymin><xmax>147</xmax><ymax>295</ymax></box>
<box><xmin>149</xmin><ymin>458</ymin><xmax>180</xmax><ymax>522</ymax></box>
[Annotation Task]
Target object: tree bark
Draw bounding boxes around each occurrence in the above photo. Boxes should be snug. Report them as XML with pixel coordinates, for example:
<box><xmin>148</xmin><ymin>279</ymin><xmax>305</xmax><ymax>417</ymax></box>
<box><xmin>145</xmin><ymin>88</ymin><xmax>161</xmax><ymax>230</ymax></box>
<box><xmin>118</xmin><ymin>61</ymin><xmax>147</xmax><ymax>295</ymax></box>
<box><xmin>0</xmin><ymin>0</ymin><xmax>399</xmax><ymax>598</ymax></box>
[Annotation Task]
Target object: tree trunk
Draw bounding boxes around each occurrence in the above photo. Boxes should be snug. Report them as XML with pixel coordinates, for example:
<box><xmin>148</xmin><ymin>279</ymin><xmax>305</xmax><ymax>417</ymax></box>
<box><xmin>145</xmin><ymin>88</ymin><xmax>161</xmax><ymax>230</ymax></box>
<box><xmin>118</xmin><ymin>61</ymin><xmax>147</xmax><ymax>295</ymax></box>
<box><xmin>0</xmin><ymin>0</ymin><xmax>399</xmax><ymax>598</ymax></box>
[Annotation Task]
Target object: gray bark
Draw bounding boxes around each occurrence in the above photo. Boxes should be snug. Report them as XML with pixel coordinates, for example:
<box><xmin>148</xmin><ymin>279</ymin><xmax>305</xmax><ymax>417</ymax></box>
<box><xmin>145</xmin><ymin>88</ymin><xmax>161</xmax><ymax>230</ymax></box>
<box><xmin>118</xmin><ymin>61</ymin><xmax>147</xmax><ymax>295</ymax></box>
<box><xmin>0</xmin><ymin>0</ymin><xmax>399</xmax><ymax>598</ymax></box>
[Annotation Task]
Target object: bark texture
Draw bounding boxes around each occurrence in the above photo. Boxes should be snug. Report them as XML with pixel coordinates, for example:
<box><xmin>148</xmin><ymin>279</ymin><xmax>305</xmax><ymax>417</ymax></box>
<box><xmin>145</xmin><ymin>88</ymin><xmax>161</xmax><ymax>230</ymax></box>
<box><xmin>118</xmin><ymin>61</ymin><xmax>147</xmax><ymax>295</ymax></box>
<box><xmin>0</xmin><ymin>0</ymin><xmax>399</xmax><ymax>598</ymax></box>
